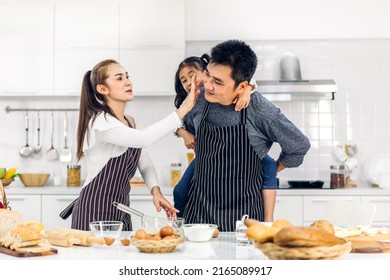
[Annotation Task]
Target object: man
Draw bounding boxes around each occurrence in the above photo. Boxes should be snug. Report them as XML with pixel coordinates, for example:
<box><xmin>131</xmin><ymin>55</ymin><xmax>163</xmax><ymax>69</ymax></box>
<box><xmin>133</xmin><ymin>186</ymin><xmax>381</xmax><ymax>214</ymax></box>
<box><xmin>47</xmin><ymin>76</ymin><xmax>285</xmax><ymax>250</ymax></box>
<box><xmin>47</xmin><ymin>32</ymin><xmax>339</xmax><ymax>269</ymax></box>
<box><xmin>182</xmin><ymin>40</ymin><xmax>311</xmax><ymax>231</ymax></box>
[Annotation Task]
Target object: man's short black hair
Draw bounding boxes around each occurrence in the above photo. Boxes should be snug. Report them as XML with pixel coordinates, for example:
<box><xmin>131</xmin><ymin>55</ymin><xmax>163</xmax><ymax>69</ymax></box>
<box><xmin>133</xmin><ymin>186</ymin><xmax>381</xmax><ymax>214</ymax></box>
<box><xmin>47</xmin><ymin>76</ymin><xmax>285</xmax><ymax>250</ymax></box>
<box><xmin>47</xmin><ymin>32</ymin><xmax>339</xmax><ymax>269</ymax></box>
<box><xmin>210</xmin><ymin>40</ymin><xmax>258</xmax><ymax>88</ymax></box>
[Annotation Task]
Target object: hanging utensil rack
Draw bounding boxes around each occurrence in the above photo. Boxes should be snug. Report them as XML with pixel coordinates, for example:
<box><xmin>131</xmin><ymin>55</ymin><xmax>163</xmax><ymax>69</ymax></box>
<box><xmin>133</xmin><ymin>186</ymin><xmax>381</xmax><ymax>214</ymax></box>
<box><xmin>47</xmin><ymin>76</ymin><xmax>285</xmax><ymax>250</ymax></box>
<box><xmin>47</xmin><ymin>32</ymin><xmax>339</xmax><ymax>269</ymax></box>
<box><xmin>4</xmin><ymin>106</ymin><xmax>78</xmax><ymax>113</ymax></box>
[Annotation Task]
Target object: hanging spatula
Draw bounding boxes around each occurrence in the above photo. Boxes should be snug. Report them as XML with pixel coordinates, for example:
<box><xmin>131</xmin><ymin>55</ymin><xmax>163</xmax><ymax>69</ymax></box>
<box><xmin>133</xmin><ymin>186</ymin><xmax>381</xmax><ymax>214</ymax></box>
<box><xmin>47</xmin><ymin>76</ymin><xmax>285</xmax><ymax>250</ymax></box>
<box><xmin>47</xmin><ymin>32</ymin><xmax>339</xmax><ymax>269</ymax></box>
<box><xmin>60</xmin><ymin>112</ymin><xmax>72</xmax><ymax>163</ymax></box>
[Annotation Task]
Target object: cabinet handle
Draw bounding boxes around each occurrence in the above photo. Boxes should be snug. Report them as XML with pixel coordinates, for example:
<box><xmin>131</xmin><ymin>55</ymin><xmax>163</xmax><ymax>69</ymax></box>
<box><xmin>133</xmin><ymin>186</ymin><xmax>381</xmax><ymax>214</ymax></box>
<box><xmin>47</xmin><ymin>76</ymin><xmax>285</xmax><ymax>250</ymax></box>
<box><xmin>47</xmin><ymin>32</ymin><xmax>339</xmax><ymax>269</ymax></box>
<box><xmin>132</xmin><ymin>44</ymin><xmax>172</xmax><ymax>49</ymax></box>
<box><xmin>8</xmin><ymin>197</ymin><xmax>25</xmax><ymax>201</ymax></box>
<box><xmin>1</xmin><ymin>91</ymin><xmax>39</xmax><ymax>95</ymax></box>
<box><xmin>65</xmin><ymin>44</ymin><xmax>108</xmax><ymax>49</ymax></box>
<box><xmin>310</xmin><ymin>198</ymin><xmax>355</xmax><ymax>202</ymax></box>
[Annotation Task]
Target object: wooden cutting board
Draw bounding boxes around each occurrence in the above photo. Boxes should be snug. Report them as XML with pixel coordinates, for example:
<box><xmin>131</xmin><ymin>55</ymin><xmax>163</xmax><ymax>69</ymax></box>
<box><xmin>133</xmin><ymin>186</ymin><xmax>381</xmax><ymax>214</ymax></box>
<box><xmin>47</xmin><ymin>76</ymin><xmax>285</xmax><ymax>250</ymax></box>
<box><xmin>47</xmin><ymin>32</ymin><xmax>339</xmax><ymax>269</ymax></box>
<box><xmin>0</xmin><ymin>246</ymin><xmax>58</xmax><ymax>257</ymax></box>
<box><xmin>347</xmin><ymin>234</ymin><xmax>390</xmax><ymax>253</ymax></box>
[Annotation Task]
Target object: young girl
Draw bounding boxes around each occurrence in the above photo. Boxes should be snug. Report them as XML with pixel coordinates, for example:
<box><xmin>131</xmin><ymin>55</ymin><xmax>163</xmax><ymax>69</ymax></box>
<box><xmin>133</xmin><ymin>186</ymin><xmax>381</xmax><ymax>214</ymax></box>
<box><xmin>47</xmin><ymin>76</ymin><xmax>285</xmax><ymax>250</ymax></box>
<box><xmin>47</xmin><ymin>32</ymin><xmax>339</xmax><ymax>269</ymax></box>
<box><xmin>173</xmin><ymin>55</ymin><xmax>278</xmax><ymax>220</ymax></box>
<box><xmin>60</xmin><ymin>59</ymin><xmax>199</xmax><ymax>230</ymax></box>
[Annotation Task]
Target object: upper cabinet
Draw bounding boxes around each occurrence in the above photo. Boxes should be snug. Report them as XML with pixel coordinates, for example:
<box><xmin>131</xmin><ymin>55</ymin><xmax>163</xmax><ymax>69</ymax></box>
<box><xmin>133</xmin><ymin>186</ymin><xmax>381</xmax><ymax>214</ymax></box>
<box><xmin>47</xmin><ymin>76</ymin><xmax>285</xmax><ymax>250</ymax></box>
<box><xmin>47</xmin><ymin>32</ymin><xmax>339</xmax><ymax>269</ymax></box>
<box><xmin>185</xmin><ymin>0</ymin><xmax>390</xmax><ymax>41</ymax></box>
<box><xmin>120</xmin><ymin>0</ymin><xmax>185</xmax><ymax>49</ymax></box>
<box><xmin>55</xmin><ymin>4</ymin><xmax>119</xmax><ymax>50</ymax></box>
<box><xmin>0</xmin><ymin>0</ymin><xmax>185</xmax><ymax>97</ymax></box>
<box><xmin>119</xmin><ymin>0</ymin><xmax>185</xmax><ymax>95</ymax></box>
<box><xmin>54</xmin><ymin>4</ymin><xmax>119</xmax><ymax>96</ymax></box>
<box><xmin>0</xmin><ymin>4</ymin><xmax>54</xmax><ymax>96</ymax></box>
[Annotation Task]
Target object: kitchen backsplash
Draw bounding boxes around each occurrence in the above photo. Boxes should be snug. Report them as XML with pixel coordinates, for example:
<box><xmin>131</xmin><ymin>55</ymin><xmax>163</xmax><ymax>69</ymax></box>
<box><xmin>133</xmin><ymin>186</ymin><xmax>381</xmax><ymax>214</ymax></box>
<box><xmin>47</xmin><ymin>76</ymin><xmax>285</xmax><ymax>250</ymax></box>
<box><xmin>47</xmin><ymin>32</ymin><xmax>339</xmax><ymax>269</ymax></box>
<box><xmin>1</xmin><ymin>38</ymin><xmax>390</xmax><ymax>188</ymax></box>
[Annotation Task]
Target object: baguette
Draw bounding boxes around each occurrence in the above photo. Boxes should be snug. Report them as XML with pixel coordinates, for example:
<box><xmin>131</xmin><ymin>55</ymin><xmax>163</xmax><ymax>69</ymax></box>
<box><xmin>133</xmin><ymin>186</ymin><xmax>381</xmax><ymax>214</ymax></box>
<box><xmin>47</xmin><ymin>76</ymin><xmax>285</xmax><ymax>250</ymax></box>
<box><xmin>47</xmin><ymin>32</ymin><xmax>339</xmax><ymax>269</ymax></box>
<box><xmin>274</xmin><ymin>226</ymin><xmax>345</xmax><ymax>247</ymax></box>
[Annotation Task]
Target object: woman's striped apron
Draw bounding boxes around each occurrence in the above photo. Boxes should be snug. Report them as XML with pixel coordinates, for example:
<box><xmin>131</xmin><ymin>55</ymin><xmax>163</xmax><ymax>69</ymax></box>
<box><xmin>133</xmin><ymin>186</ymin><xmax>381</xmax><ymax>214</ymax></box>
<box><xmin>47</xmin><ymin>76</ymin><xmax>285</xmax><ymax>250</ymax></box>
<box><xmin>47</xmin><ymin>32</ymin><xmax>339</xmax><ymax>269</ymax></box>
<box><xmin>60</xmin><ymin>122</ymin><xmax>141</xmax><ymax>231</ymax></box>
<box><xmin>183</xmin><ymin>102</ymin><xmax>264</xmax><ymax>231</ymax></box>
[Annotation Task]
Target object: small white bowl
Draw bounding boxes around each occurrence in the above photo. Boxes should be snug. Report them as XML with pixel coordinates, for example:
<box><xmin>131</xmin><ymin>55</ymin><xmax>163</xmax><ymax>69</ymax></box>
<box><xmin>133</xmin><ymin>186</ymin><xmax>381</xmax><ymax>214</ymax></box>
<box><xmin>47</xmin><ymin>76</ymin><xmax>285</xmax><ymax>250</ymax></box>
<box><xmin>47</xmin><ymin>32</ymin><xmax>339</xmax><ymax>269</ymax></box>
<box><xmin>183</xmin><ymin>224</ymin><xmax>218</xmax><ymax>242</ymax></box>
<box><xmin>89</xmin><ymin>221</ymin><xmax>123</xmax><ymax>240</ymax></box>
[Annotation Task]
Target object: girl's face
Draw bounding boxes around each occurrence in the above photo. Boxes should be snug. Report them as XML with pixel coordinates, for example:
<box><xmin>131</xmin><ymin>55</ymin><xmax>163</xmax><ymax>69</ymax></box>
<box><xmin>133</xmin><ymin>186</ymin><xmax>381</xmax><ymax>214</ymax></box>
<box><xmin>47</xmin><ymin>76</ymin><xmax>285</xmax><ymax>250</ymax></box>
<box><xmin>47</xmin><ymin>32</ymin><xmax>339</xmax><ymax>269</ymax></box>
<box><xmin>98</xmin><ymin>63</ymin><xmax>134</xmax><ymax>102</ymax></box>
<box><xmin>179</xmin><ymin>65</ymin><xmax>204</xmax><ymax>94</ymax></box>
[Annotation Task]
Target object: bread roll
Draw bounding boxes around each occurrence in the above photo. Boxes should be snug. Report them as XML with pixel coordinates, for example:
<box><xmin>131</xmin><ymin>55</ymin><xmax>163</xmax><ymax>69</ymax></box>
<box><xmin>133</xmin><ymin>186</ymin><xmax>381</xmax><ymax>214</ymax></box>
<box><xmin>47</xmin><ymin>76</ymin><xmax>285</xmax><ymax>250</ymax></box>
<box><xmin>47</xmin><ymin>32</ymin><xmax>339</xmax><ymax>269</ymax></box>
<box><xmin>244</xmin><ymin>218</ymin><xmax>261</xmax><ymax>227</ymax></box>
<box><xmin>274</xmin><ymin>226</ymin><xmax>345</xmax><ymax>247</ymax></box>
<box><xmin>271</xmin><ymin>219</ymin><xmax>293</xmax><ymax>230</ymax></box>
<box><xmin>310</xmin><ymin>220</ymin><xmax>335</xmax><ymax>235</ymax></box>
<box><xmin>246</xmin><ymin>223</ymin><xmax>278</xmax><ymax>243</ymax></box>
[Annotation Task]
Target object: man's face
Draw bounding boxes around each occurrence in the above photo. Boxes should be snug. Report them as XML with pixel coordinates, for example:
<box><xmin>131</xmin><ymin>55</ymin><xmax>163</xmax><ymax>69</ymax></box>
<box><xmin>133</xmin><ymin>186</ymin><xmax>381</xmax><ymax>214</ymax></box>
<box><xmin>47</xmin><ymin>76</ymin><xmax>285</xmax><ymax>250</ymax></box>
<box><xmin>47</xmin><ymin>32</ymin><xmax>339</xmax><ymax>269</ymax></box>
<box><xmin>202</xmin><ymin>62</ymin><xmax>239</xmax><ymax>105</ymax></box>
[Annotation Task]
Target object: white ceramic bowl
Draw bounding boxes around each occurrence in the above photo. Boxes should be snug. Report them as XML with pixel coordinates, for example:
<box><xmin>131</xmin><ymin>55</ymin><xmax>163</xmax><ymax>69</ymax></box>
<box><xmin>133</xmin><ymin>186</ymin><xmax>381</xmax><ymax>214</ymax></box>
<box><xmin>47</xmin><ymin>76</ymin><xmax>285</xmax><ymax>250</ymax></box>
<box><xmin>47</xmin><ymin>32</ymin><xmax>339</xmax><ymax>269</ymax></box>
<box><xmin>183</xmin><ymin>224</ymin><xmax>218</xmax><ymax>242</ymax></box>
<box><xmin>89</xmin><ymin>221</ymin><xmax>123</xmax><ymax>240</ymax></box>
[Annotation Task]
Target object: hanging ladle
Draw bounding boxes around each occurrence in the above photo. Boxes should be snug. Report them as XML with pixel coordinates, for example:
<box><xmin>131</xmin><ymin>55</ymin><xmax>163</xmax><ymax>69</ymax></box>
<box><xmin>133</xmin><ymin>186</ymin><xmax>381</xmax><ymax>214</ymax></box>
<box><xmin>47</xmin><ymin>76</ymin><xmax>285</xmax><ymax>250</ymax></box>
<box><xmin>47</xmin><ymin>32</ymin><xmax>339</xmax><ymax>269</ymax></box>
<box><xmin>19</xmin><ymin>112</ymin><xmax>34</xmax><ymax>158</ymax></box>
<box><xmin>34</xmin><ymin>112</ymin><xmax>41</xmax><ymax>154</ymax></box>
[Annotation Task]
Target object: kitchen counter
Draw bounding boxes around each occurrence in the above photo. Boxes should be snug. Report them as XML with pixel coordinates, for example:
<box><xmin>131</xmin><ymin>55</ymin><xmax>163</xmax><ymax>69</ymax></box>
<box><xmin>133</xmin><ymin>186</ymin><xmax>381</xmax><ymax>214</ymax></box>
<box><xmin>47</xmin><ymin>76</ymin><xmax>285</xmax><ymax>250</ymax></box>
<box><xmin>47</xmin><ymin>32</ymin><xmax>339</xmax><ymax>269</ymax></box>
<box><xmin>0</xmin><ymin>232</ymin><xmax>389</xmax><ymax>260</ymax></box>
<box><xmin>6</xmin><ymin>183</ymin><xmax>390</xmax><ymax>196</ymax></box>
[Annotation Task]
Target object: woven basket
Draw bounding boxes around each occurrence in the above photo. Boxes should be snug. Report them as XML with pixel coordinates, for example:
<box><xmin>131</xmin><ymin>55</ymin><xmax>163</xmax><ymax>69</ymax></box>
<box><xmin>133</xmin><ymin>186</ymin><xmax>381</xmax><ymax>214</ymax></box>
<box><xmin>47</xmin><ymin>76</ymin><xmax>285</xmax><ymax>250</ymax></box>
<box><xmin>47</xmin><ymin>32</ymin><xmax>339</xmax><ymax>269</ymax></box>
<box><xmin>1</xmin><ymin>180</ymin><xmax>8</xmax><ymax>207</ymax></box>
<box><xmin>253</xmin><ymin>240</ymin><xmax>352</xmax><ymax>260</ymax></box>
<box><xmin>131</xmin><ymin>236</ymin><xmax>183</xmax><ymax>253</ymax></box>
<box><xmin>0</xmin><ymin>178</ymin><xmax>14</xmax><ymax>187</ymax></box>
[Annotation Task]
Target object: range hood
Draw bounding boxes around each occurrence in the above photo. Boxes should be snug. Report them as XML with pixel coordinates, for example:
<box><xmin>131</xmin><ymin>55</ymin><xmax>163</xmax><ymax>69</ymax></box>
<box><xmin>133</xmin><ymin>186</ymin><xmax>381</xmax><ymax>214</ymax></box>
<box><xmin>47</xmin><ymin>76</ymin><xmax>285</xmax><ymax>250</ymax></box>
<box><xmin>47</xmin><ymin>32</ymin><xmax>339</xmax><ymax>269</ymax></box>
<box><xmin>257</xmin><ymin>53</ymin><xmax>337</xmax><ymax>101</ymax></box>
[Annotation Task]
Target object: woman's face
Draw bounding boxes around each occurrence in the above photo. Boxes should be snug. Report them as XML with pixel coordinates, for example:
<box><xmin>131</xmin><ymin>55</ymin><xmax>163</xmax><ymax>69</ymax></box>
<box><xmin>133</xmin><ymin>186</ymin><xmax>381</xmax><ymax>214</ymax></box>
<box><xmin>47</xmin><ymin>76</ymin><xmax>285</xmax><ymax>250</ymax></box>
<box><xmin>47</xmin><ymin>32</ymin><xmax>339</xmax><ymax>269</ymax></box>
<box><xmin>99</xmin><ymin>63</ymin><xmax>134</xmax><ymax>102</ymax></box>
<box><xmin>179</xmin><ymin>65</ymin><xmax>204</xmax><ymax>94</ymax></box>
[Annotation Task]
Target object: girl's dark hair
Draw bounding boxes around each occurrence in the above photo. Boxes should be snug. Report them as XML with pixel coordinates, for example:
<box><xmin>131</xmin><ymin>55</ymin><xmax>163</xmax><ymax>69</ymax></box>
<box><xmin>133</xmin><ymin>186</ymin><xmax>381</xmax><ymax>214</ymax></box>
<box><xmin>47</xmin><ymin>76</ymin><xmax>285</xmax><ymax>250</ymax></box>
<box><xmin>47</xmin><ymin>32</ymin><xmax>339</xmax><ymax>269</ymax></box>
<box><xmin>76</xmin><ymin>59</ymin><xmax>118</xmax><ymax>161</ymax></box>
<box><xmin>174</xmin><ymin>54</ymin><xmax>210</xmax><ymax>108</ymax></box>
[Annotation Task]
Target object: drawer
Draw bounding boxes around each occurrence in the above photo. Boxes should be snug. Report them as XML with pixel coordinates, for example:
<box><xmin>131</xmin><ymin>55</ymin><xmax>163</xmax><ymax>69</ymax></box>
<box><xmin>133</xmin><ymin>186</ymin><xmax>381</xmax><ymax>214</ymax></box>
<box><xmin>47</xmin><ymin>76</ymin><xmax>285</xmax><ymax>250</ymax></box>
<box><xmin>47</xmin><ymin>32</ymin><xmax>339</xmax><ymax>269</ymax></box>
<box><xmin>303</xmin><ymin>196</ymin><xmax>360</xmax><ymax>223</ymax></box>
<box><xmin>6</xmin><ymin>195</ymin><xmax>41</xmax><ymax>222</ymax></box>
<box><xmin>274</xmin><ymin>196</ymin><xmax>303</xmax><ymax>226</ymax></box>
<box><xmin>361</xmin><ymin>196</ymin><xmax>390</xmax><ymax>223</ymax></box>
<box><xmin>41</xmin><ymin>195</ymin><xmax>79</xmax><ymax>229</ymax></box>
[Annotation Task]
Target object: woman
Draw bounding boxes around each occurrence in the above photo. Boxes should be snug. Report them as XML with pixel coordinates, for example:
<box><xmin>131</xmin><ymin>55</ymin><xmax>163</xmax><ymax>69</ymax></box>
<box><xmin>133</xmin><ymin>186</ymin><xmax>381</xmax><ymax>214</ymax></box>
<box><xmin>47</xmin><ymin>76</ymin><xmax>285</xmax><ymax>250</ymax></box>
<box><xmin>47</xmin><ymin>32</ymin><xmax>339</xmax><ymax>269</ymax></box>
<box><xmin>172</xmin><ymin>55</ymin><xmax>278</xmax><ymax>220</ymax></box>
<box><xmin>60</xmin><ymin>59</ymin><xmax>199</xmax><ymax>230</ymax></box>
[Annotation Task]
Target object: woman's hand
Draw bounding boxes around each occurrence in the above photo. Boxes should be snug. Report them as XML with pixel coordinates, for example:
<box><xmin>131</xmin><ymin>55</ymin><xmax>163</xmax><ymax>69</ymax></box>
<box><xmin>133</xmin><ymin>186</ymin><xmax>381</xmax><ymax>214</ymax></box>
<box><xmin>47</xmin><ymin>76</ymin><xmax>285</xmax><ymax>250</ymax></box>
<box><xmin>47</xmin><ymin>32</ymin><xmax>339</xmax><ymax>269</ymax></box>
<box><xmin>151</xmin><ymin>186</ymin><xmax>179</xmax><ymax>218</ymax></box>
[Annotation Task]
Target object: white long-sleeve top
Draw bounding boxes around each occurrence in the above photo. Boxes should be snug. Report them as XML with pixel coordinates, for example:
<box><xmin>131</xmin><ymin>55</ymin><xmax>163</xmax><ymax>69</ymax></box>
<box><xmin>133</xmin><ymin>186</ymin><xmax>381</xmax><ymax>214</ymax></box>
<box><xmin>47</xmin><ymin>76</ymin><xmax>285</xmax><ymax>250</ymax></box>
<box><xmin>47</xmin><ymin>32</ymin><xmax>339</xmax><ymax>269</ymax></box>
<box><xmin>82</xmin><ymin>111</ymin><xmax>182</xmax><ymax>189</ymax></box>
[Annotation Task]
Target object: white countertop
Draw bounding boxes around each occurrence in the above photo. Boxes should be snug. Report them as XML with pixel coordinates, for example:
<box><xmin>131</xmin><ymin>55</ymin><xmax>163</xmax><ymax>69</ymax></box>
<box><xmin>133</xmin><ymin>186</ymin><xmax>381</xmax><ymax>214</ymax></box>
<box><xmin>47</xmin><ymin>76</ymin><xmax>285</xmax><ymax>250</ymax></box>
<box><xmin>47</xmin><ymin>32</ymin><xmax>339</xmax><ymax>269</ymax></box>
<box><xmin>0</xmin><ymin>232</ymin><xmax>389</xmax><ymax>260</ymax></box>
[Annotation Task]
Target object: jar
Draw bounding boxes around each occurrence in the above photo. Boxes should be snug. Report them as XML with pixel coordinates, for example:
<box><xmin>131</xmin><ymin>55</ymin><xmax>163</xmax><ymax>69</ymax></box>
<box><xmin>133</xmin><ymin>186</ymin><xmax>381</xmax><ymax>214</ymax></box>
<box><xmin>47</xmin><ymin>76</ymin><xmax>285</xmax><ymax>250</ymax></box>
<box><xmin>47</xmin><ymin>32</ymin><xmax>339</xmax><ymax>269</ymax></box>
<box><xmin>67</xmin><ymin>165</ymin><xmax>81</xmax><ymax>187</ymax></box>
<box><xmin>330</xmin><ymin>165</ymin><xmax>345</xmax><ymax>189</ymax></box>
<box><xmin>170</xmin><ymin>163</ymin><xmax>182</xmax><ymax>187</ymax></box>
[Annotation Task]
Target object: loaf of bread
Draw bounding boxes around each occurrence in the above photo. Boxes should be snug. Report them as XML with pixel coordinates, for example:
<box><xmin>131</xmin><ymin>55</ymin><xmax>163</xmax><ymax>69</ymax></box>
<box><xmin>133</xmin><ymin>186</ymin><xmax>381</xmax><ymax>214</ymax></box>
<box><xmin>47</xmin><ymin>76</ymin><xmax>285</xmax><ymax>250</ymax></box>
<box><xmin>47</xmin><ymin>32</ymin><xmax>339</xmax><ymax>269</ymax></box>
<box><xmin>274</xmin><ymin>226</ymin><xmax>345</xmax><ymax>247</ymax></box>
<box><xmin>310</xmin><ymin>220</ymin><xmax>335</xmax><ymax>235</ymax></box>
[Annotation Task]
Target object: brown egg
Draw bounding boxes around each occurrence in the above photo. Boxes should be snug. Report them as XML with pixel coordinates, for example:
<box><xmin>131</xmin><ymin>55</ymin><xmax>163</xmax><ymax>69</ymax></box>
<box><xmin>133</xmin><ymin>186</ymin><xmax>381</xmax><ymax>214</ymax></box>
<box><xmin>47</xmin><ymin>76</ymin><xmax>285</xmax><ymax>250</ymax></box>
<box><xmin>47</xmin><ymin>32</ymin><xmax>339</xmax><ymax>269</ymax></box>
<box><xmin>134</xmin><ymin>229</ymin><xmax>148</xmax><ymax>239</ymax></box>
<box><xmin>160</xmin><ymin>226</ymin><xmax>174</xmax><ymax>238</ymax></box>
<box><xmin>152</xmin><ymin>234</ymin><xmax>162</xmax><ymax>240</ymax></box>
<box><xmin>104</xmin><ymin>237</ymin><xmax>115</xmax><ymax>246</ymax></box>
<box><xmin>120</xmin><ymin>238</ymin><xmax>131</xmax><ymax>246</ymax></box>
<box><xmin>212</xmin><ymin>228</ymin><xmax>220</xmax><ymax>238</ymax></box>
<box><xmin>162</xmin><ymin>235</ymin><xmax>177</xmax><ymax>240</ymax></box>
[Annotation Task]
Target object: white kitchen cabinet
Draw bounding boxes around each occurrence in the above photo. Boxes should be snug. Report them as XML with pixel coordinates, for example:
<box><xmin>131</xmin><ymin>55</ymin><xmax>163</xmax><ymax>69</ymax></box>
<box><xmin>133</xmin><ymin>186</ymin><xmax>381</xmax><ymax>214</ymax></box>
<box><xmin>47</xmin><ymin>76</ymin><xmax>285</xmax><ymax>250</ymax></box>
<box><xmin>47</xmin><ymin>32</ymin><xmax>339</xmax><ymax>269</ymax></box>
<box><xmin>53</xmin><ymin>3</ymin><xmax>119</xmax><ymax>96</ymax></box>
<box><xmin>303</xmin><ymin>195</ymin><xmax>360</xmax><ymax>225</ymax></box>
<box><xmin>186</xmin><ymin>0</ymin><xmax>390</xmax><ymax>41</ymax></box>
<box><xmin>55</xmin><ymin>4</ymin><xmax>119</xmax><ymax>50</ymax></box>
<box><xmin>6</xmin><ymin>195</ymin><xmax>41</xmax><ymax>222</ymax></box>
<box><xmin>129</xmin><ymin>195</ymin><xmax>173</xmax><ymax>230</ymax></box>
<box><xmin>0</xmin><ymin>4</ymin><xmax>54</xmax><ymax>96</ymax></box>
<box><xmin>274</xmin><ymin>195</ymin><xmax>303</xmax><ymax>226</ymax></box>
<box><xmin>41</xmin><ymin>195</ymin><xmax>79</xmax><ymax>229</ymax></box>
<box><xmin>120</xmin><ymin>49</ymin><xmax>184</xmax><ymax>95</ymax></box>
<box><xmin>119</xmin><ymin>0</ymin><xmax>185</xmax><ymax>49</ymax></box>
<box><xmin>361</xmin><ymin>196</ymin><xmax>390</xmax><ymax>227</ymax></box>
<box><xmin>54</xmin><ymin>50</ymin><xmax>119</xmax><ymax>96</ymax></box>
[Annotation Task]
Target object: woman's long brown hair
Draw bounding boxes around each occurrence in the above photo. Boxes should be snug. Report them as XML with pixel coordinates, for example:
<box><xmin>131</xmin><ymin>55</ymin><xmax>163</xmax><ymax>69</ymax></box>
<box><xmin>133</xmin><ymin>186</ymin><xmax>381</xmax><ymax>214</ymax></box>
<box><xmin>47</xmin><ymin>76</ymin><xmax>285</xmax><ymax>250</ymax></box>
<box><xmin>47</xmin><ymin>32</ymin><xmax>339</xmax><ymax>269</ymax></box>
<box><xmin>76</xmin><ymin>59</ymin><xmax>118</xmax><ymax>161</ymax></box>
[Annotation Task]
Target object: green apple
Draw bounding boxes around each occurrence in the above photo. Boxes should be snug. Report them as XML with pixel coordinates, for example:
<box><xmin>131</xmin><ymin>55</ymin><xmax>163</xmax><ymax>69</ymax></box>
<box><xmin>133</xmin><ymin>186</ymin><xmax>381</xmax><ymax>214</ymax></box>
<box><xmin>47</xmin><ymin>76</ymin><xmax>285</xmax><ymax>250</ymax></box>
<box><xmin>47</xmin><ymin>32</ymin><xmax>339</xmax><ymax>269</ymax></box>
<box><xmin>0</xmin><ymin>168</ymin><xmax>7</xmax><ymax>179</ymax></box>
